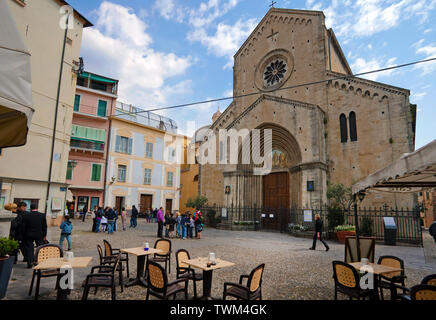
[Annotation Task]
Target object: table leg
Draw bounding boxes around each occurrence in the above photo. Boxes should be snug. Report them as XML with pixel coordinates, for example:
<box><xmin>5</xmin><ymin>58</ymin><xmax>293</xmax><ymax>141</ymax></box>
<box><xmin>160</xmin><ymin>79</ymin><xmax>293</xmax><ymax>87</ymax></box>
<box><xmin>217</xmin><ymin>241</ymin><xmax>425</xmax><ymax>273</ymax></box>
<box><xmin>125</xmin><ymin>255</ymin><xmax>147</xmax><ymax>287</ymax></box>
<box><xmin>56</xmin><ymin>271</ymin><xmax>71</xmax><ymax>300</ymax></box>
<box><xmin>198</xmin><ymin>270</ymin><xmax>213</xmax><ymax>300</ymax></box>
<box><xmin>369</xmin><ymin>274</ymin><xmax>380</xmax><ymax>301</ymax></box>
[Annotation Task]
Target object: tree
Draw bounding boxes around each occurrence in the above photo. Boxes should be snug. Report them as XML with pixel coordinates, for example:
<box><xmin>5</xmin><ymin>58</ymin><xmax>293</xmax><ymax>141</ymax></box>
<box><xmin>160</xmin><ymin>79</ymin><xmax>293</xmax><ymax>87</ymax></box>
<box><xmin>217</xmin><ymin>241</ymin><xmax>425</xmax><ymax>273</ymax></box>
<box><xmin>327</xmin><ymin>183</ymin><xmax>353</xmax><ymax>211</ymax></box>
<box><xmin>185</xmin><ymin>195</ymin><xmax>208</xmax><ymax>209</ymax></box>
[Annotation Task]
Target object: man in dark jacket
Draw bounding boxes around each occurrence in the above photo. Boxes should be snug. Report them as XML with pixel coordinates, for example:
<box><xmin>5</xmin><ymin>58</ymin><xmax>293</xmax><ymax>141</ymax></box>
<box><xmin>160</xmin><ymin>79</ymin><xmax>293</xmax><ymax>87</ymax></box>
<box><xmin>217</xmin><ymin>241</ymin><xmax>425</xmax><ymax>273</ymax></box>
<box><xmin>10</xmin><ymin>202</ymin><xmax>29</xmax><ymax>263</ymax></box>
<box><xmin>130</xmin><ymin>205</ymin><xmax>138</xmax><ymax>228</ymax></box>
<box><xmin>310</xmin><ymin>214</ymin><xmax>329</xmax><ymax>251</ymax></box>
<box><xmin>429</xmin><ymin>221</ymin><xmax>436</xmax><ymax>243</ymax></box>
<box><xmin>22</xmin><ymin>204</ymin><xmax>47</xmax><ymax>268</ymax></box>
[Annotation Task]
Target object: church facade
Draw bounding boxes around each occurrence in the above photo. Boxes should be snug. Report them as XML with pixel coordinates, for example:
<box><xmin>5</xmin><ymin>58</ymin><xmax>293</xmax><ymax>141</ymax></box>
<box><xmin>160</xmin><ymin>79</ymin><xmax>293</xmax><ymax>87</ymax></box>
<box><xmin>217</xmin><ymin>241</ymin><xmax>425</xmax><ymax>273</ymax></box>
<box><xmin>198</xmin><ymin>8</ymin><xmax>416</xmax><ymax>215</ymax></box>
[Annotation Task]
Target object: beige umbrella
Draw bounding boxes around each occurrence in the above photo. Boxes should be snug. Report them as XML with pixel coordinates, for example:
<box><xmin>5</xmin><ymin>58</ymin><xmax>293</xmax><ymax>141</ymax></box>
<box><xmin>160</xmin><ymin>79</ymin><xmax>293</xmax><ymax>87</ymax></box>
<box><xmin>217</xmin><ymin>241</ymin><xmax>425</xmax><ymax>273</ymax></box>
<box><xmin>0</xmin><ymin>0</ymin><xmax>33</xmax><ymax>148</ymax></box>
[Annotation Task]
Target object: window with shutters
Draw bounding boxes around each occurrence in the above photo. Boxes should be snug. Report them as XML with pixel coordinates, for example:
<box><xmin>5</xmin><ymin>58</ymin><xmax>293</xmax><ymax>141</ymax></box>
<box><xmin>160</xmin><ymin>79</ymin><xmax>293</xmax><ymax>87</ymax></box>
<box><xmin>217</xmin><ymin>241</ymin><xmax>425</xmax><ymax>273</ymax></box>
<box><xmin>66</xmin><ymin>161</ymin><xmax>74</xmax><ymax>180</ymax></box>
<box><xmin>339</xmin><ymin>113</ymin><xmax>348</xmax><ymax>143</ymax></box>
<box><xmin>74</xmin><ymin>95</ymin><xmax>80</xmax><ymax>112</ymax></box>
<box><xmin>91</xmin><ymin>163</ymin><xmax>102</xmax><ymax>181</ymax></box>
<box><xmin>167</xmin><ymin>147</ymin><xmax>175</xmax><ymax>162</ymax></box>
<box><xmin>144</xmin><ymin>168</ymin><xmax>152</xmax><ymax>185</ymax></box>
<box><xmin>167</xmin><ymin>172</ymin><xmax>174</xmax><ymax>187</ymax></box>
<box><xmin>118</xmin><ymin>165</ymin><xmax>127</xmax><ymax>182</ymax></box>
<box><xmin>116</xmin><ymin>136</ymin><xmax>132</xmax><ymax>154</ymax></box>
<box><xmin>145</xmin><ymin>142</ymin><xmax>153</xmax><ymax>158</ymax></box>
<box><xmin>97</xmin><ymin>100</ymin><xmax>107</xmax><ymax>117</ymax></box>
<box><xmin>349</xmin><ymin>111</ymin><xmax>357</xmax><ymax>142</ymax></box>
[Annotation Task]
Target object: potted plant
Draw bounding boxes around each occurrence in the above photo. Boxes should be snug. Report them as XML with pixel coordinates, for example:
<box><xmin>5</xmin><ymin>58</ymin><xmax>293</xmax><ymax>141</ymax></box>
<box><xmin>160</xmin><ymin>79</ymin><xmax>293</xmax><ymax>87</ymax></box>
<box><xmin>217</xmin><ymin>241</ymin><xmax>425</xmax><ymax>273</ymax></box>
<box><xmin>335</xmin><ymin>225</ymin><xmax>356</xmax><ymax>244</ymax></box>
<box><xmin>0</xmin><ymin>237</ymin><xmax>19</xmax><ymax>299</ymax></box>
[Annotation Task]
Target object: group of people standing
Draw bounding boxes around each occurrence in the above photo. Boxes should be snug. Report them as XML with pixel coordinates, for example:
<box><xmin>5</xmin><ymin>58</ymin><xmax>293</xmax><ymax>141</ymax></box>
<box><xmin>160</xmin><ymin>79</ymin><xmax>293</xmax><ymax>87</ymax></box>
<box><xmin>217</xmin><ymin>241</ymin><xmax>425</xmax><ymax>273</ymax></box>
<box><xmin>90</xmin><ymin>206</ymin><xmax>123</xmax><ymax>234</ymax></box>
<box><xmin>7</xmin><ymin>202</ymin><xmax>47</xmax><ymax>268</ymax></box>
<box><xmin>155</xmin><ymin>207</ymin><xmax>204</xmax><ymax>239</ymax></box>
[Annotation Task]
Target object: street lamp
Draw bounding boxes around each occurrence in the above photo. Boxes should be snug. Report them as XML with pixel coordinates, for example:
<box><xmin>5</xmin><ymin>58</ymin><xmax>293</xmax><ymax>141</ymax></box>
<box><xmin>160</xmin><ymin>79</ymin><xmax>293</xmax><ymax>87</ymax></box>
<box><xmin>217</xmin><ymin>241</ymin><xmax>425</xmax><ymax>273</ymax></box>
<box><xmin>353</xmin><ymin>190</ymin><xmax>366</xmax><ymax>261</ymax></box>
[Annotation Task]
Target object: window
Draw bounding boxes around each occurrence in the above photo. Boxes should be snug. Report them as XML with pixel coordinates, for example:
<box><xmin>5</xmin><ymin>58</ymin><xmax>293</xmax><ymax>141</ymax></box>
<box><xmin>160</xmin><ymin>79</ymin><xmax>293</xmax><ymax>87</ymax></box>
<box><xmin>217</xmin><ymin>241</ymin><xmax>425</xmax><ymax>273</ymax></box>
<box><xmin>0</xmin><ymin>196</ymin><xmax>5</xmax><ymax>211</ymax></box>
<box><xmin>168</xmin><ymin>147</ymin><xmax>175</xmax><ymax>162</ymax></box>
<box><xmin>66</xmin><ymin>161</ymin><xmax>74</xmax><ymax>180</ymax></box>
<box><xmin>144</xmin><ymin>168</ymin><xmax>152</xmax><ymax>185</ymax></box>
<box><xmin>91</xmin><ymin>164</ymin><xmax>102</xmax><ymax>181</ymax></box>
<box><xmin>90</xmin><ymin>197</ymin><xmax>99</xmax><ymax>211</ymax></box>
<box><xmin>117</xmin><ymin>165</ymin><xmax>127</xmax><ymax>182</ymax></box>
<box><xmin>349</xmin><ymin>111</ymin><xmax>357</xmax><ymax>142</ymax></box>
<box><xmin>167</xmin><ymin>172</ymin><xmax>174</xmax><ymax>187</ymax></box>
<box><xmin>97</xmin><ymin>100</ymin><xmax>107</xmax><ymax>117</ymax></box>
<box><xmin>91</xmin><ymin>81</ymin><xmax>107</xmax><ymax>92</ymax></box>
<box><xmin>339</xmin><ymin>113</ymin><xmax>348</xmax><ymax>143</ymax></box>
<box><xmin>77</xmin><ymin>77</ymin><xmax>85</xmax><ymax>87</ymax></box>
<box><xmin>14</xmin><ymin>198</ymin><xmax>39</xmax><ymax>209</ymax></box>
<box><xmin>74</xmin><ymin>95</ymin><xmax>80</xmax><ymax>112</ymax></box>
<box><xmin>145</xmin><ymin>142</ymin><xmax>153</xmax><ymax>158</ymax></box>
<box><xmin>115</xmin><ymin>136</ymin><xmax>132</xmax><ymax>154</ymax></box>
<box><xmin>193</xmin><ymin>175</ymin><xmax>199</xmax><ymax>182</ymax></box>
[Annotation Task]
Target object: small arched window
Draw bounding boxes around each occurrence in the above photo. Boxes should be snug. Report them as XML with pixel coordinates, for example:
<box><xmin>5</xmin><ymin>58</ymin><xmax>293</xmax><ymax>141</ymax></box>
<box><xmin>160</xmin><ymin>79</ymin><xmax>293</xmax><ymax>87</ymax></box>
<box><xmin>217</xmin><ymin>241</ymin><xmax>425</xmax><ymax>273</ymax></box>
<box><xmin>339</xmin><ymin>113</ymin><xmax>348</xmax><ymax>143</ymax></box>
<box><xmin>193</xmin><ymin>175</ymin><xmax>199</xmax><ymax>182</ymax></box>
<box><xmin>349</xmin><ymin>111</ymin><xmax>357</xmax><ymax>142</ymax></box>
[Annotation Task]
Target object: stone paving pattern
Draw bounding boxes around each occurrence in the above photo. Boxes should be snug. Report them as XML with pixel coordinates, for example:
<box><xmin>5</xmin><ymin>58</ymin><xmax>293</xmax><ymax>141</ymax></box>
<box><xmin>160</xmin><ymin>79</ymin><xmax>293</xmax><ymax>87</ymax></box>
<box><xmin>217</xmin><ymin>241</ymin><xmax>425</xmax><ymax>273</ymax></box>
<box><xmin>1</xmin><ymin>218</ymin><xmax>435</xmax><ymax>300</ymax></box>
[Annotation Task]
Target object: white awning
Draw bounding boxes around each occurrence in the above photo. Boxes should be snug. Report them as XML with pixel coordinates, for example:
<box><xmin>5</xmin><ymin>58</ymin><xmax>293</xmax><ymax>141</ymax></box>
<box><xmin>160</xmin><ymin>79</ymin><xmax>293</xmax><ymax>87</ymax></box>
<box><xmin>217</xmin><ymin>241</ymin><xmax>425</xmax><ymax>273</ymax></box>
<box><xmin>0</xmin><ymin>0</ymin><xmax>33</xmax><ymax>148</ymax></box>
<box><xmin>352</xmin><ymin>140</ymin><xmax>436</xmax><ymax>195</ymax></box>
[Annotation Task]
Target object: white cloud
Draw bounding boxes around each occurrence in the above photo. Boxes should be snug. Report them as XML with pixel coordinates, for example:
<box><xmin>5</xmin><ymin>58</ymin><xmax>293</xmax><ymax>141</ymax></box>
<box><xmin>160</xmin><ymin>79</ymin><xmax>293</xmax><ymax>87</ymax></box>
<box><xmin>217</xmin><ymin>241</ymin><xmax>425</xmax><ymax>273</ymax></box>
<box><xmin>414</xmin><ymin>41</ymin><xmax>436</xmax><ymax>75</ymax></box>
<box><xmin>154</xmin><ymin>0</ymin><xmax>185</xmax><ymax>23</ymax></box>
<box><xmin>411</xmin><ymin>91</ymin><xmax>427</xmax><ymax>101</ymax></box>
<box><xmin>351</xmin><ymin>56</ymin><xmax>398</xmax><ymax>81</ymax></box>
<box><xmin>81</xmin><ymin>2</ymin><xmax>192</xmax><ymax>108</ymax></box>
<box><xmin>187</xmin><ymin>18</ymin><xmax>258</xmax><ymax>69</ymax></box>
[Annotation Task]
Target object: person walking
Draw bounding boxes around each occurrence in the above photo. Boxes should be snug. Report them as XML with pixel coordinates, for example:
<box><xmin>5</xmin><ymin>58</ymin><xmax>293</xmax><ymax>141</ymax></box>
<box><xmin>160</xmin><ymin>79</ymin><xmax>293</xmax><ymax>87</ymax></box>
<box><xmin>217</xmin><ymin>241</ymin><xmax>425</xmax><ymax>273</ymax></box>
<box><xmin>59</xmin><ymin>215</ymin><xmax>73</xmax><ymax>251</ymax></box>
<box><xmin>145</xmin><ymin>207</ymin><xmax>151</xmax><ymax>223</ymax></box>
<box><xmin>181</xmin><ymin>212</ymin><xmax>189</xmax><ymax>239</ymax></box>
<box><xmin>6</xmin><ymin>203</ymin><xmax>20</xmax><ymax>264</ymax></box>
<box><xmin>130</xmin><ymin>205</ymin><xmax>138</xmax><ymax>228</ymax></box>
<box><xmin>91</xmin><ymin>206</ymin><xmax>97</xmax><ymax>232</ymax></box>
<box><xmin>15</xmin><ymin>202</ymin><xmax>29</xmax><ymax>263</ymax></box>
<box><xmin>168</xmin><ymin>213</ymin><xmax>176</xmax><ymax>238</ymax></box>
<box><xmin>21</xmin><ymin>204</ymin><xmax>47</xmax><ymax>268</ymax></box>
<box><xmin>106</xmin><ymin>207</ymin><xmax>116</xmax><ymax>234</ymax></box>
<box><xmin>153</xmin><ymin>208</ymin><xmax>158</xmax><ymax>223</ymax></box>
<box><xmin>156</xmin><ymin>207</ymin><xmax>164</xmax><ymax>238</ymax></box>
<box><xmin>429</xmin><ymin>221</ymin><xmax>436</xmax><ymax>244</ymax></box>
<box><xmin>164</xmin><ymin>211</ymin><xmax>170</xmax><ymax>238</ymax></box>
<box><xmin>121</xmin><ymin>207</ymin><xmax>127</xmax><ymax>231</ymax></box>
<box><xmin>81</xmin><ymin>206</ymin><xmax>88</xmax><ymax>222</ymax></box>
<box><xmin>113</xmin><ymin>208</ymin><xmax>118</xmax><ymax>232</ymax></box>
<box><xmin>310</xmin><ymin>214</ymin><xmax>329</xmax><ymax>251</ymax></box>
<box><xmin>188</xmin><ymin>214</ymin><xmax>195</xmax><ymax>239</ymax></box>
<box><xmin>195</xmin><ymin>210</ymin><xmax>203</xmax><ymax>239</ymax></box>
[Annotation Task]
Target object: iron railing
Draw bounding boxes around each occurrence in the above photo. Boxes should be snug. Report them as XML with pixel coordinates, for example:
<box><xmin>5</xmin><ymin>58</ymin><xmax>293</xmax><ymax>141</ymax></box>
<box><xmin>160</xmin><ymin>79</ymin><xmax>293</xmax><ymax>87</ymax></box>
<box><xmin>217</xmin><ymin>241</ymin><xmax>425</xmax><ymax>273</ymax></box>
<box><xmin>199</xmin><ymin>204</ymin><xmax>423</xmax><ymax>246</ymax></box>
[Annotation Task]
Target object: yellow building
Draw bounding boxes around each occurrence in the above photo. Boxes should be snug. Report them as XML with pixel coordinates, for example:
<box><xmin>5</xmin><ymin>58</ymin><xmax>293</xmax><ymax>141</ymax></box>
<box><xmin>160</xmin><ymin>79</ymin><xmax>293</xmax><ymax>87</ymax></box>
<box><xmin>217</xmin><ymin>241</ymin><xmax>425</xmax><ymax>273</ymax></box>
<box><xmin>0</xmin><ymin>0</ymin><xmax>92</xmax><ymax>225</ymax></box>
<box><xmin>105</xmin><ymin>102</ymin><xmax>183</xmax><ymax>215</ymax></box>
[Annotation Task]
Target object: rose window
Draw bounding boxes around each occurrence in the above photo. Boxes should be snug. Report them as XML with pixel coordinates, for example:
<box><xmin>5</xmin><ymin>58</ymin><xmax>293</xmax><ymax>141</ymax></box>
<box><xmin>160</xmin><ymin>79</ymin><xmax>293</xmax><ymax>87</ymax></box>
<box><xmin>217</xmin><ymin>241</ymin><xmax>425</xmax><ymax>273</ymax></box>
<box><xmin>264</xmin><ymin>60</ymin><xmax>287</xmax><ymax>86</ymax></box>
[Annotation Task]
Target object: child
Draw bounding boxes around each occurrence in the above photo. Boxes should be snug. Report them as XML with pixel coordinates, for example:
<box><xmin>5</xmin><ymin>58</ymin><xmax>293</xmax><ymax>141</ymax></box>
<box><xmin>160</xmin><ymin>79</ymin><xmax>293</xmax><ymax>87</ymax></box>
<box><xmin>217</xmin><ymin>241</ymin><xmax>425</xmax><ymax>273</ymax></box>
<box><xmin>59</xmin><ymin>215</ymin><xmax>73</xmax><ymax>251</ymax></box>
<box><xmin>100</xmin><ymin>215</ymin><xmax>108</xmax><ymax>232</ymax></box>
<box><xmin>168</xmin><ymin>213</ymin><xmax>176</xmax><ymax>238</ymax></box>
<box><xmin>189</xmin><ymin>214</ymin><xmax>195</xmax><ymax>239</ymax></box>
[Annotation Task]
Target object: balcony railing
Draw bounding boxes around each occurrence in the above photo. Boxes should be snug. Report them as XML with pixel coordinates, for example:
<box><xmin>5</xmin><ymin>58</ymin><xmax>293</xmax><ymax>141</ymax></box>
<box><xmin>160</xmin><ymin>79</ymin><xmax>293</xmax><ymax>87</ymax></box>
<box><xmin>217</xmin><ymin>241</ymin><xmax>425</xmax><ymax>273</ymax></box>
<box><xmin>70</xmin><ymin>139</ymin><xmax>105</xmax><ymax>153</ymax></box>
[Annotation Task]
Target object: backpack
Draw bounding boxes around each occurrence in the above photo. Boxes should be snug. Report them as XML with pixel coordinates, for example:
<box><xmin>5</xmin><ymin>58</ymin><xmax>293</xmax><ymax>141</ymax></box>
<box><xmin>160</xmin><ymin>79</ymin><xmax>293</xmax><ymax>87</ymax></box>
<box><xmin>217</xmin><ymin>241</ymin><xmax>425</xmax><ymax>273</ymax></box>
<box><xmin>61</xmin><ymin>221</ymin><xmax>73</xmax><ymax>234</ymax></box>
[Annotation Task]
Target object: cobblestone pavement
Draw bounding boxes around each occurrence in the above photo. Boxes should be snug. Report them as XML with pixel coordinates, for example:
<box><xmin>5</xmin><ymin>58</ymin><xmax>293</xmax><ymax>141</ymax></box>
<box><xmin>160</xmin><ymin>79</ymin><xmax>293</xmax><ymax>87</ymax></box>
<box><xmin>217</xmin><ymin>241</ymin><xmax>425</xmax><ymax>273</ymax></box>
<box><xmin>1</xmin><ymin>218</ymin><xmax>435</xmax><ymax>300</ymax></box>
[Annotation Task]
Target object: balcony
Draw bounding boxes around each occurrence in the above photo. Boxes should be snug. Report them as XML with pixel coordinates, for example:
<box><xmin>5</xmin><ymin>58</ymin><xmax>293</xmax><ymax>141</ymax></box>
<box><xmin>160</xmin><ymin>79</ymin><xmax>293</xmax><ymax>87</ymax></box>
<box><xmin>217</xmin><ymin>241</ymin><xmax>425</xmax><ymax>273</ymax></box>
<box><xmin>70</xmin><ymin>139</ymin><xmax>105</xmax><ymax>154</ymax></box>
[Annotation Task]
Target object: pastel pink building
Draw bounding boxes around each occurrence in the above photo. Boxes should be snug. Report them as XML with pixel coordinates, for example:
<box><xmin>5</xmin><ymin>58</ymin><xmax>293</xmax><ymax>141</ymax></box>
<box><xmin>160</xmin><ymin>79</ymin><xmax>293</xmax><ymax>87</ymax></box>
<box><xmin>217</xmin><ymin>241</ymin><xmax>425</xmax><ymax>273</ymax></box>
<box><xmin>66</xmin><ymin>71</ymin><xmax>118</xmax><ymax>213</ymax></box>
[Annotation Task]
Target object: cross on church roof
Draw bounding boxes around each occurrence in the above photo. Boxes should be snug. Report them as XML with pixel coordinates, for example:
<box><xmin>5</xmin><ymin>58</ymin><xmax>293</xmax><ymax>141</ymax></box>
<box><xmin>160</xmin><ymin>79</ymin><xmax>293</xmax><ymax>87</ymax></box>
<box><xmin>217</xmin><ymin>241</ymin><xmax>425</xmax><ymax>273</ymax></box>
<box><xmin>269</xmin><ymin>1</ymin><xmax>277</xmax><ymax>8</ymax></box>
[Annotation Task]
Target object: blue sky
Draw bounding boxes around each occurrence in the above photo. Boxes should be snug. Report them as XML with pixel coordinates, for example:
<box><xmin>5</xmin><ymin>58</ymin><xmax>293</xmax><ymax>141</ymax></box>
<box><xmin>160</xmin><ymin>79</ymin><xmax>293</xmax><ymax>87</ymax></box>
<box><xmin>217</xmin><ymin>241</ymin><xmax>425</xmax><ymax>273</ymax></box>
<box><xmin>68</xmin><ymin>0</ymin><xmax>436</xmax><ymax>149</ymax></box>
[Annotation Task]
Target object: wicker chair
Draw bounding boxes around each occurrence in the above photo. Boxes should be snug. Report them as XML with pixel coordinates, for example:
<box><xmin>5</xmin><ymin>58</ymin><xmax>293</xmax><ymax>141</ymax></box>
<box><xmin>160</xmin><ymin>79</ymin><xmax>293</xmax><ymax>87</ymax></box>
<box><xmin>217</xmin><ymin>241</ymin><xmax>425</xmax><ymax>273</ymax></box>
<box><xmin>223</xmin><ymin>264</ymin><xmax>265</xmax><ymax>300</ymax></box>
<box><xmin>97</xmin><ymin>245</ymin><xmax>123</xmax><ymax>292</ymax></box>
<box><xmin>82</xmin><ymin>254</ymin><xmax>121</xmax><ymax>300</ymax></box>
<box><xmin>344</xmin><ymin>236</ymin><xmax>376</xmax><ymax>263</ymax></box>
<box><xmin>103</xmin><ymin>239</ymin><xmax>129</xmax><ymax>277</ymax></box>
<box><xmin>150</xmin><ymin>239</ymin><xmax>172</xmax><ymax>274</ymax></box>
<box><xmin>410</xmin><ymin>284</ymin><xmax>436</xmax><ymax>300</ymax></box>
<box><xmin>175</xmin><ymin>249</ymin><xmax>203</xmax><ymax>299</ymax></box>
<box><xmin>332</xmin><ymin>260</ymin><xmax>374</xmax><ymax>300</ymax></box>
<box><xmin>421</xmin><ymin>274</ymin><xmax>436</xmax><ymax>286</ymax></box>
<box><xmin>146</xmin><ymin>260</ymin><xmax>188</xmax><ymax>300</ymax></box>
<box><xmin>28</xmin><ymin>244</ymin><xmax>63</xmax><ymax>300</ymax></box>
<box><xmin>377</xmin><ymin>255</ymin><xmax>406</xmax><ymax>300</ymax></box>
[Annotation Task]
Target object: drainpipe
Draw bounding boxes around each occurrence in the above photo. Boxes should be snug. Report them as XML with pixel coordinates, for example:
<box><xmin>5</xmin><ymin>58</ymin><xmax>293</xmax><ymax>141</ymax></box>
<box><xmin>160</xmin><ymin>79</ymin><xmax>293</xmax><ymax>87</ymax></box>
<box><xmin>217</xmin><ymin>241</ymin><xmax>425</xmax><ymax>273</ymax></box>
<box><xmin>44</xmin><ymin>14</ymin><xmax>69</xmax><ymax>216</ymax></box>
<box><xmin>103</xmin><ymin>95</ymin><xmax>115</xmax><ymax>206</ymax></box>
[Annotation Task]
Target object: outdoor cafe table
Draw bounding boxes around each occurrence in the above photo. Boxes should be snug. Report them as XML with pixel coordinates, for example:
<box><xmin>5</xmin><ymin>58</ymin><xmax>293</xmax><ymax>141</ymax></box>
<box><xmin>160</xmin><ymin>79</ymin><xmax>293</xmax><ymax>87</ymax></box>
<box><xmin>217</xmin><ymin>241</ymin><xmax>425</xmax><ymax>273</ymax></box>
<box><xmin>120</xmin><ymin>247</ymin><xmax>163</xmax><ymax>287</ymax></box>
<box><xmin>33</xmin><ymin>256</ymin><xmax>93</xmax><ymax>300</ymax></box>
<box><xmin>181</xmin><ymin>257</ymin><xmax>235</xmax><ymax>300</ymax></box>
<box><xmin>349</xmin><ymin>262</ymin><xmax>403</xmax><ymax>300</ymax></box>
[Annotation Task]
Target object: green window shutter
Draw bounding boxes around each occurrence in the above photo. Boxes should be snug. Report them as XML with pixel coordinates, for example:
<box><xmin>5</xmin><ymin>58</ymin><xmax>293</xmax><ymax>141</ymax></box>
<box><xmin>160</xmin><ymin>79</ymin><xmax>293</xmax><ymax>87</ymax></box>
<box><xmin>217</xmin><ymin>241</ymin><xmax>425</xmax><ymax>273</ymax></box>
<box><xmin>66</xmin><ymin>162</ymin><xmax>73</xmax><ymax>180</ymax></box>
<box><xmin>97</xmin><ymin>100</ymin><xmax>107</xmax><ymax>117</ymax></box>
<box><xmin>91</xmin><ymin>164</ymin><xmax>101</xmax><ymax>181</ymax></box>
<box><xmin>74</xmin><ymin>95</ymin><xmax>80</xmax><ymax>111</ymax></box>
